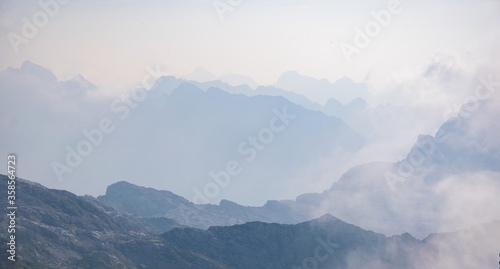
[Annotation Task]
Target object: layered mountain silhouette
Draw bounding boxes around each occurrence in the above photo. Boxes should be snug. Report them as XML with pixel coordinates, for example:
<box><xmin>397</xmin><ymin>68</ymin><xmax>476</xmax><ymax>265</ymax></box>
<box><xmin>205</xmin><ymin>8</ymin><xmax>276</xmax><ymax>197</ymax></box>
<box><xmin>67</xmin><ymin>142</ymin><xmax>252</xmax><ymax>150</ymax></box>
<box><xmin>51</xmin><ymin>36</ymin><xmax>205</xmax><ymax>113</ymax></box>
<box><xmin>0</xmin><ymin>62</ymin><xmax>365</xmax><ymax>205</ymax></box>
<box><xmin>150</xmin><ymin>71</ymin><xmax>444</xmax><ymax>160</ymax></box>
<box><xmin>97</xmin><ymin>85</ymin><xmax>500</xmax><ymax>239</ymax></box>
<box><xmin>1</xmin><ymin>62</ymin><xmax>498</xmax><ymax>241</ymax></box>
<box><xmin>0</xmin><ymin>62</ymin><xmax>443</xmax><ymax>204</ymax></box>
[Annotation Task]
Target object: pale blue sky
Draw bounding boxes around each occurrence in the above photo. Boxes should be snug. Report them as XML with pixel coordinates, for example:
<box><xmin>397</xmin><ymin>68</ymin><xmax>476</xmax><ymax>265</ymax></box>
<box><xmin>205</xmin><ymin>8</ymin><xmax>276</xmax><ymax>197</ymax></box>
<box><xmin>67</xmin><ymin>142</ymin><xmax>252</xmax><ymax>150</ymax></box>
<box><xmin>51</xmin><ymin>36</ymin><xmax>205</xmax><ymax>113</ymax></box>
<box><xmin>1</xmin><ymin>0</ymin><xmax>499</xmax><ymax>100</ymax></box>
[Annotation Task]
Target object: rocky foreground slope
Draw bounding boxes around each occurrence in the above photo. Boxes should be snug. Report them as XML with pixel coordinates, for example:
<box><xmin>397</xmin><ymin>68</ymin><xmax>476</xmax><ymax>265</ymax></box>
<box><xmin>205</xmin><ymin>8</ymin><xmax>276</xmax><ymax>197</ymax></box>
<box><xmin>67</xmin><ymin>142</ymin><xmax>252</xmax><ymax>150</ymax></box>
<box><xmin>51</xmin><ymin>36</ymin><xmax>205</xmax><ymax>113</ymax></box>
<box><xmin>1</xmin><ymin>175</ymin><xmax>499</xmax><ymax>268</ymax></box>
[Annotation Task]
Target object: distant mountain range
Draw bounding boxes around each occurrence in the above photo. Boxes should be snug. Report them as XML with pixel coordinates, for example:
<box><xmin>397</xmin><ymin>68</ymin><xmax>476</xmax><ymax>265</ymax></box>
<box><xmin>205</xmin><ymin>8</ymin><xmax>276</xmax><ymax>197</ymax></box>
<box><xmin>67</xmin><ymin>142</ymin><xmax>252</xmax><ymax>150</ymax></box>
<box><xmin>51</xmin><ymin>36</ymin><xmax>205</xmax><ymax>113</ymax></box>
<box><xmin>0</xmin><ymin>63</ymin><xmax>444</xmax><ymax>202</ymax></box>
<box><xmin>151</xmin><ymin>70</ymin><xmax>445</xmax><ymax>159</ymax></box>
<box><xmin>275</xmin><ymin>70</ymin><xmax>371</xmax><ymax>105</ymax></box>
<box><xmin>1</xmin><ymin>62</ymin><xmax>498</xmax><ymax>240</ymax></box>
<box><xmin>95</xmin><ymin>86</ymin><xmax>500</xmax><ymax>239</ymax></box>
<box><xmin>1</xmin><ymin>175</ymin><xmax>499</xmax><ymax>269</ymax></box>
<box><xmin>0</xmin><ymin>61</ymin><xmax>365</xmax><ymax>205</ymax></box>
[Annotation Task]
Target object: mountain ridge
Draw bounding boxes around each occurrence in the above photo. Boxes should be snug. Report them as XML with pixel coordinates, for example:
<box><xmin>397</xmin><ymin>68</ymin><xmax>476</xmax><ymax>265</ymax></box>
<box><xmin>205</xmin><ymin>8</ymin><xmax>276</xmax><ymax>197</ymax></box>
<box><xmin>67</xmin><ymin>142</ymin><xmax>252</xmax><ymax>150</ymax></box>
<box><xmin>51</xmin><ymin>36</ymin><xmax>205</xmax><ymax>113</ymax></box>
<box><xmin>3</xmin><ymin>174</ymin><xmax>499</xmax><ymax>268</ymax></box>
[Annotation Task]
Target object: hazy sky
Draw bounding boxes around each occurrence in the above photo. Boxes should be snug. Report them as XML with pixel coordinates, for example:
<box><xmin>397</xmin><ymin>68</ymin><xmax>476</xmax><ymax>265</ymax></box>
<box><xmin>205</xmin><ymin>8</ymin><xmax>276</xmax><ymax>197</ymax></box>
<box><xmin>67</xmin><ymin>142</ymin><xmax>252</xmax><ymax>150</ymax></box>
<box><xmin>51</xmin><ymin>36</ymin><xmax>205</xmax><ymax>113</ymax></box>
<box><xmin>1</xmin><ymin>0</ymin><xmax>500</xmax><ymax>209</ymax></box>
<box><xmin>1</xmin><ymin>0</ymin><xmax>499</xmax><ymax>99</ymax></box>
